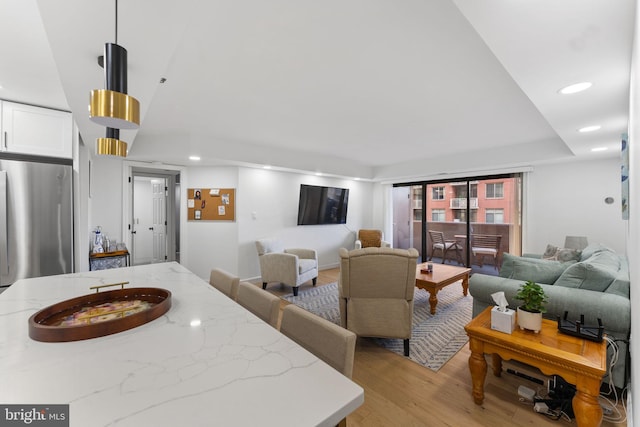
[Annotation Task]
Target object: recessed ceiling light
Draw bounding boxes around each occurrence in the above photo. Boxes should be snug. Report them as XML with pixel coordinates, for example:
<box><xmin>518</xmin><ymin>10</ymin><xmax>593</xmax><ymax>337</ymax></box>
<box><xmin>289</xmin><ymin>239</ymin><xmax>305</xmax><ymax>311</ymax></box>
<box><xmin>591</xmin><ymin>147</ymin><xmax>608</xmax><ymax>152</ymax></box>
<box><xmin>315</xmin><ymin>172</ymin><xmax>322</xmax><ymax>176</ymax></box>
<box><xmin>263</xmin><ymin>165</ymin><xmax>272</xmax><ymax>169</ymax></box>
<box><xmin>189</xmin><ymin>156</ymin><xmax>201</xmax><ymax>161</ymax></box>
<box><xmin>578</xmin><ymin>125</ymin><xmax>601</xmax><ymax>133</ymax></box>
<box><xmin>354</xmin><ymin>177</ymin><xmax>361</xmax><ymax>181</ymax></box>
<box><xmin>559</xmin><ymin>82</ymin><xmax>593</xmax><ymax>94</ymax></box>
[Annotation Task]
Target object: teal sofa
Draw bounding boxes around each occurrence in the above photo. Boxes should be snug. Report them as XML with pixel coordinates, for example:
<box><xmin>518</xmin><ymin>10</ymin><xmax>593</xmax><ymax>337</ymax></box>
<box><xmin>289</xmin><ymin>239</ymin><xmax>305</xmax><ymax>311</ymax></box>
<box><xmin>468</xmin><ymin>243</ymin><xmax>630</xmax><ymax>388</ymax></box>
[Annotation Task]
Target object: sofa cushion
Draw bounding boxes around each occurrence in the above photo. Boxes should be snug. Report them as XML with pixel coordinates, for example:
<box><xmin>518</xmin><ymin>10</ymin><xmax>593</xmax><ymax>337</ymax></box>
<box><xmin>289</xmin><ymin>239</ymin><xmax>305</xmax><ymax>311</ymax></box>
<box><xmin>499</xmin><ymin>253</ymin><xmax>573</xmax><ymax>284</ymax></box>
<box><xmin>554</xmin><ymin>255</ymin><xmax>618</xmax><ymax>292</ymax></box>
<box><xmin>298</xmin><ymin>258</ymin><xmax>317</xmax><ymax>274</ymax></box>
<box><xmin>580</xmin><ymin>243</ymin><xmax>616</xmax><ymax>261</ymax></box>
<box><xmin>510</xmin><ymin>258</ymin><xmax>570</xmax><ymax>284</ymax></box>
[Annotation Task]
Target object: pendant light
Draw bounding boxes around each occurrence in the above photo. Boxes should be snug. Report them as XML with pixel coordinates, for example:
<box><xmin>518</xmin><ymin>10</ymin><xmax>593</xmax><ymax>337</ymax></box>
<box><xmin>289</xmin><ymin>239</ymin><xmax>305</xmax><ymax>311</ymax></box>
<box><xmin>90</xmin><ymin>0</ymin><xmax>140</xmax><ymax>157</ymax></box>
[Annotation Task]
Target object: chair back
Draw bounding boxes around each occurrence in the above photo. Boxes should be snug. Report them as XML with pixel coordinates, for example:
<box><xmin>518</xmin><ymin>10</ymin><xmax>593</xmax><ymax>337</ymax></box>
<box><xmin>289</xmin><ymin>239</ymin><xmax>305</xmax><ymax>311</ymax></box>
<box><xmin>339</xmin><ymin>247</ymin><xmax>418</xmax><ymax>301</ymax></box>
<box><xmin>280</xmin><ymin>304</ymin><xmax>356</xmax><ymax>378</ymax></box>
<box><xmin>428</xmin><ymin>230</ymin><xmax>446</xmax><ymax>246</ymax></box>
<box><xmin>237</xmin><ymin>282</ymin><xmax>280</xmax><ymax>328</ymax></box>
<box><xmin>209</xmin><ymin>268</ymin><xmax>240</xmax><ymax>300</ymax></box>
<box><xmin>255</xmin><ymin>238</ymin><xmax>285</xmax><ymax>256</ymax></box>
<box><xmin>471</xmin><ymin>234</ymin><xmax>501</xmax><ymax>251</ymax></box>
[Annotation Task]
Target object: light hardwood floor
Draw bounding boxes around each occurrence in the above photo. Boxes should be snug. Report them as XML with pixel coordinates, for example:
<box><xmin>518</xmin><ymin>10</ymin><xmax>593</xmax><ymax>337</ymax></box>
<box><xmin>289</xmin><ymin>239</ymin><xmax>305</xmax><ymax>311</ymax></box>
<box><xmin>263</xmin><ymin>268</ymin><xmax>628</xmax><ymax>427</ymax></box>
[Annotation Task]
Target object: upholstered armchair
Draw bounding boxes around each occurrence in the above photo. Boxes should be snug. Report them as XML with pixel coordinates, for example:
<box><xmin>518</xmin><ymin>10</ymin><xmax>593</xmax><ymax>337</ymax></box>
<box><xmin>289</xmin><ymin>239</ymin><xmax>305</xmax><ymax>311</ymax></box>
<box><xmin>255</xmin><ymin>238</ymin><xmax>318</xmax><ymax>296</ymax></box>
<box><xmin>338</xmin><ymin>247</ymin><xmax>418</xmax><ymax>356</ymax></box>
<box><xmin>354</xmin><ymin>229</ymin><xmax>391</xmax><ymax>249</ymax></box>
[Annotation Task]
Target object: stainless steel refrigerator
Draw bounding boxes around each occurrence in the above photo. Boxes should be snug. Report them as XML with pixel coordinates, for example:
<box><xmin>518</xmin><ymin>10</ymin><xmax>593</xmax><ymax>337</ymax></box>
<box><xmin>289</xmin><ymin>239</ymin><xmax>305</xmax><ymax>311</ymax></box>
<box><xmin>0</xmin><ymin>153</ymin><xmax>74</xmax><ymax>287</ymax></box>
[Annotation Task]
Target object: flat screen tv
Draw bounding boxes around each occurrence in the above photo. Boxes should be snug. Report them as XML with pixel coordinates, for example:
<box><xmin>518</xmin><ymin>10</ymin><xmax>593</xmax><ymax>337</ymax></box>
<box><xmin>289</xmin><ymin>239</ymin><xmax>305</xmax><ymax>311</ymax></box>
<box><xmin>297</xmin><ymin>184</ymin><xmax>349</xmax><ymax>225</ymax></box>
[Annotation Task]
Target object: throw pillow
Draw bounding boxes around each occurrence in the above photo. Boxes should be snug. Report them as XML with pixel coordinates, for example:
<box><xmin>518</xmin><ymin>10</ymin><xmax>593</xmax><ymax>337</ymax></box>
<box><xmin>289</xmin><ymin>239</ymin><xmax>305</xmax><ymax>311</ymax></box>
<box><xmin>541</xmin><ymin>243</ymin><xmax>581</xmax><ymax>262</ymax></box>
<box><xmin>542</xmin><ymin>244</ymin><xmax>559</xmax><ymax>260</ymax></box>
<box><xmin>359</xmin><ymin>230</ymin><xmax>382</xmax><ymax>248</ymax></box>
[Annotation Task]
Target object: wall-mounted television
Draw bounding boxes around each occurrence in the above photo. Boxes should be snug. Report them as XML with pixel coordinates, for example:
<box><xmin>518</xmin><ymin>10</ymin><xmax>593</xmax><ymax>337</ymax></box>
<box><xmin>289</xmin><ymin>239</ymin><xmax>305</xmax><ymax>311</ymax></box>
<box><xmin>297</xmin><ymin>184</ymin><xmax>349</xmax><ymax>225</ymax></box>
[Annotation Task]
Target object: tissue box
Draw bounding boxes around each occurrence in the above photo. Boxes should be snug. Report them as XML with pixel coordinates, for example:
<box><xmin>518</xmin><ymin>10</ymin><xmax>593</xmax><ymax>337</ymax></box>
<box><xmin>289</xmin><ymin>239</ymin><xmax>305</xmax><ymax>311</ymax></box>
<box><xmin>491</xmin><ymin>306</ymin><xmax>516</xmax><ymax>334</ymax></box>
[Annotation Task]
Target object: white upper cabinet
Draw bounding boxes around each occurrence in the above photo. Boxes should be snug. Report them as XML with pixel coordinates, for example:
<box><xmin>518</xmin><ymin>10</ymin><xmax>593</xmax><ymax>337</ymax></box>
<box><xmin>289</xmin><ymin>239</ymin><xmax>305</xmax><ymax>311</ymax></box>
<box><xmin>1</xmin><ymin>101</ymin><xmax>73</xmax><ymax>158</ymax></box>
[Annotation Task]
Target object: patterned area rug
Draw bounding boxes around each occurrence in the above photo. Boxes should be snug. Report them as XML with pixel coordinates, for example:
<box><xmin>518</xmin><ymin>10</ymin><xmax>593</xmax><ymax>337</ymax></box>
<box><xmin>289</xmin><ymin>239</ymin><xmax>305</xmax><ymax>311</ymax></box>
<box><xmin>282</xmin><ymin>282</ymin><xmax>472</xmax><ymax>371</ymax></box>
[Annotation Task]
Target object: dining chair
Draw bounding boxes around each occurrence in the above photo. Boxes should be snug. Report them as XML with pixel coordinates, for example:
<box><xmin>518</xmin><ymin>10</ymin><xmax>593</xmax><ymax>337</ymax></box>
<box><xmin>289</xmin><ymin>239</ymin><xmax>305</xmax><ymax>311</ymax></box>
<box><xmin>236</xmin><ymin>281</ymin><xmax>280</xmax><ymax>328</ymax></box>
<box><xmin>280</xmin><ymin>304</ymin><xmax>357</xmax><ymax>379</ymax></box>
<box><xmin>427</xmin><ymin>230</ymin><xmax>463</xmax><ymax>264</ymax></box>
<box><xmin>209</xmin><ymin>268</ymin><xmax>239</xmax><ymax>300</ymax></box>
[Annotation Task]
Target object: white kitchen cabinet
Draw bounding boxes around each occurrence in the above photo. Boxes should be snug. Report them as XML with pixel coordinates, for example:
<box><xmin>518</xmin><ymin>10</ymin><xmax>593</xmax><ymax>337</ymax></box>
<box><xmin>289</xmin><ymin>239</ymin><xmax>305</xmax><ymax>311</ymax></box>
<box><xmin>1</xmin><ymin>101</ymin><xmax>73</xmax><ymax>158</ymax></box>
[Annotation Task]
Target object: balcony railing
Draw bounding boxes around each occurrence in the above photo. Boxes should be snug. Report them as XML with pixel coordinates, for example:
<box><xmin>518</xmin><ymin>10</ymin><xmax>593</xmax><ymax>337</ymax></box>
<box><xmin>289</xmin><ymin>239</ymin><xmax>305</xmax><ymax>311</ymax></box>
<box><xmin>450</xmin><ymin>198</ymin><xmax>478</xmax><ymax>209</ymax></box>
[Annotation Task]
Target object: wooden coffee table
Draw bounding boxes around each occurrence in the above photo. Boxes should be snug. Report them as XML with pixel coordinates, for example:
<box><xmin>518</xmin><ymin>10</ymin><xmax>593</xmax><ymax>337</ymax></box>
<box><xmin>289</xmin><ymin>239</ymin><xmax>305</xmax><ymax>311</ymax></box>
<box><xmin>465</xmin><ymin>307</ymin><xmax>607</xmax><ymax>427</ymax></box>
<box><xmin>415</xmin><ymin>263</ymin><xmax>471</xmax><ymax>314</ymax></box>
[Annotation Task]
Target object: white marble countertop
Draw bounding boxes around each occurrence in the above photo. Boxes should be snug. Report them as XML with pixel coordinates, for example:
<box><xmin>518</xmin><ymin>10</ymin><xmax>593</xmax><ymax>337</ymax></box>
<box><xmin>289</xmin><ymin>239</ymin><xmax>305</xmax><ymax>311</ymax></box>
<box><xmin>0</xmin><ymin>262</ymin><xmax>363</xmax><ymax>426</ymax></box>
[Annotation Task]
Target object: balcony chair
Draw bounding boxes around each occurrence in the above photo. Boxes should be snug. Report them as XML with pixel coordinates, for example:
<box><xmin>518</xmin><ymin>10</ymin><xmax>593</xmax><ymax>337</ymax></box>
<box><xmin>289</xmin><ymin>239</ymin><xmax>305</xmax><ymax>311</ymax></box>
<box><xmin>471</xmin><ymin>234</ymin><xmax>502</xmax><ymax>270</ymax></box>
<box><xmin>427</xmin><ymin>230</ymin><xmax>463</xmax><ymax>264</ymax></box>
<box><xmin>354</xmin><ymin>229</ymin><xmax>391</xmax><ymax>249</ymax></box>
<box><xmin>255</xmin><ymin>238</ymin><xmax>318</xmax><ymax>297</ymax></box>
<box><xmin>338</xmin><ymin>247</ymin><xmax>418</xmax><ymax>357</ymax></box>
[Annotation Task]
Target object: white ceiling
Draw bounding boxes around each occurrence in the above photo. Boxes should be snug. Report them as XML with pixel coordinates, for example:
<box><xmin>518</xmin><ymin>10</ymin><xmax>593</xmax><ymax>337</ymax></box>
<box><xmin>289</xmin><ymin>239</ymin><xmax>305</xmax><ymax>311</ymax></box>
<box><xmin>0</xmin><ymin>0</ymin><xmax>635</xmax><ymax>181</ymax></box>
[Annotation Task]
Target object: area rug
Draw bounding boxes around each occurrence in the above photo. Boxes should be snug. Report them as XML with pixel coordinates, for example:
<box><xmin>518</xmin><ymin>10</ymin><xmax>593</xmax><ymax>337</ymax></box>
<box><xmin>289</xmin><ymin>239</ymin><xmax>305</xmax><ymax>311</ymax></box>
<box><xmin>282</xmin><ymin>282</ymin><xmax>472</xmax><ymax>371</ymax></box>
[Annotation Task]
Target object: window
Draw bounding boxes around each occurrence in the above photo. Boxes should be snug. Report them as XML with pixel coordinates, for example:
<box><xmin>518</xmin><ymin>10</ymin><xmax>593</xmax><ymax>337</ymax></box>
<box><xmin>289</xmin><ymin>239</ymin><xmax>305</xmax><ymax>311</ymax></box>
<box><xmin>485</xmin><ymin>182</ymin><xmax>504</xmax><ymax>199</ymax></box>
<box><xmin>485</xmin><ymin>209</ymin><xmax>504</xmax><ymax>224</ymax></box>
<box><xmin>432</xmin><ymin>209</ymin><xmax>445</xmax><ymax>222</ymax></box>
<box><xmin>414</xmin><ymin>209</ymin><xmax>422</xmax><ymax>221</ymax></box>
<box><xmin>432</xmin><ymin>186</ymin><xmax>445</xmax><ymax>200</ymax></box>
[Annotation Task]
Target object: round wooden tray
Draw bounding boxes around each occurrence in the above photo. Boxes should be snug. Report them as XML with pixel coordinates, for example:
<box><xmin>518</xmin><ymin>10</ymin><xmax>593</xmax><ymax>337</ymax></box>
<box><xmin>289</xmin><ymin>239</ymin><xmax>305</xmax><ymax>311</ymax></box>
<box><xmin>28</xmin><ymin>287</ymin><xmax>172</xmax><ymax>342</ymax></box>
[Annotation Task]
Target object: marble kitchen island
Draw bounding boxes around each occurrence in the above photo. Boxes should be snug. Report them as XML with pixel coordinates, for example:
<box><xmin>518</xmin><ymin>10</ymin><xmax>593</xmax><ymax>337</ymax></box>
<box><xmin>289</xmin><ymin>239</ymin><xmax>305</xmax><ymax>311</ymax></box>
<box><xmin>0</xmin><ymin>262</ymin><xmax>363</xmax><ymax>426</ymax></box>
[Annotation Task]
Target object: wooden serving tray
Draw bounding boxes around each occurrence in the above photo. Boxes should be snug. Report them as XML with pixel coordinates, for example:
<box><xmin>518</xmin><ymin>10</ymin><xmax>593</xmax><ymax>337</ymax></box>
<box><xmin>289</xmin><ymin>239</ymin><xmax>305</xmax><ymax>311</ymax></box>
<box><xmin>28</xmin><ymin>287</ymin><xmax>172</xmax><ymax>342</ymax></box>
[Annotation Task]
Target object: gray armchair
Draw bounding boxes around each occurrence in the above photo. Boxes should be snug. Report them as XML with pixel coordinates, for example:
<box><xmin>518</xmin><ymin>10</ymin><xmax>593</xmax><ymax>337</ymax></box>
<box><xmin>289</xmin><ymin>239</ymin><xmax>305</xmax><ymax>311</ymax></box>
<box><xmin>255</xmin><ymin>238</ymin><xmax>318</xmax><ymax>296</ymax></box>
<box><xmin>338</xmin><ymin>247</ymin><xmax>418</xmax><ymax>356</ymax></box>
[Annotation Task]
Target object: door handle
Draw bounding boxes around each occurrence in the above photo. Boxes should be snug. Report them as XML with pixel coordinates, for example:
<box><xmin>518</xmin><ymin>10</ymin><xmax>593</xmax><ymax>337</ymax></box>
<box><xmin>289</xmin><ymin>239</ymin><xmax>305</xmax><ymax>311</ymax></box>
<box><xmin>131</xmin><ymin>231</ymin><xmax>137</xmax><ymax>234</ymax></box>
<box><xmin>149</xmin><ymin>227</ymin><xmax>154</xmax><ymax>231</ymax></box>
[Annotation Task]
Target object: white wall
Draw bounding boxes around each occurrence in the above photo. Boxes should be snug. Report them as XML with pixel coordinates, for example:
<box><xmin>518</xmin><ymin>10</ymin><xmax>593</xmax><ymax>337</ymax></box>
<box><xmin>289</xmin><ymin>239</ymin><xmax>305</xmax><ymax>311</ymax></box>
<box><xmin>237</xmin><ymin>168</ymin><xmax>373</xmax><ymax>281</ymax></box>
<box><xmin>523</xmin><ymin>158</ymin><xmax>626</xmax><ymax>254</ymax></box>
<box><xmin>90</xmin><ymin>156</ymin><xmax>124</xmax><ymax>244</ymax></box>
<box><xmin>182</xmin><ymin>165</ymin><xmax>373</xmax><ymax>281</ymax></box>
<box><xmin>181</xmin><ymin>166</ymin><xmax>240</xmax><ymax>280</ymax></box>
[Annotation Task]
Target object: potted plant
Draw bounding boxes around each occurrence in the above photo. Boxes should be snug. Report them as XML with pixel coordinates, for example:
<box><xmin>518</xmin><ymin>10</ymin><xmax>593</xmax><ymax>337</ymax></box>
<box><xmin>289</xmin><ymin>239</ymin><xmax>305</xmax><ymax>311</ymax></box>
<box><xmin>515</xmin><ymin>280</ymin><xmax>548</xmax><ymax>333</ymax></box>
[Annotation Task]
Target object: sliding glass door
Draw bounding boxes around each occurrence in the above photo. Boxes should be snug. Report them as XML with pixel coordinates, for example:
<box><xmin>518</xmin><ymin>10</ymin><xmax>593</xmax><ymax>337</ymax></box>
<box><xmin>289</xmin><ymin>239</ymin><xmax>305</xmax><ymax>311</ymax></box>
<box><xmin>392</xmin><ymin>174</ymin><xmax>522</xmax><ymax>276</ymax></box>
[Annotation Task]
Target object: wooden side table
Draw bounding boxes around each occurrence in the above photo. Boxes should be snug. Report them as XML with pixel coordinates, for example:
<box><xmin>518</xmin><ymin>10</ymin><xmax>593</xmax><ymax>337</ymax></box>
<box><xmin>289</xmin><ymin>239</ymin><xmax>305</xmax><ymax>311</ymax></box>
<box><xmin>464</xmin><ymin>307</ymin><xmax>607</xmax><ymax>427</ymax></box>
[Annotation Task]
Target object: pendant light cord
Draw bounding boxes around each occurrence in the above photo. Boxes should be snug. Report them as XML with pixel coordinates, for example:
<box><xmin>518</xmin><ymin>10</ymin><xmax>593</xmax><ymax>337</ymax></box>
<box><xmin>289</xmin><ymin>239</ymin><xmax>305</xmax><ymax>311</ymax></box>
<box><xmin>115</xmin><ymin>0</ymin><xmax>118</xmax><ymax>45</ymax></box>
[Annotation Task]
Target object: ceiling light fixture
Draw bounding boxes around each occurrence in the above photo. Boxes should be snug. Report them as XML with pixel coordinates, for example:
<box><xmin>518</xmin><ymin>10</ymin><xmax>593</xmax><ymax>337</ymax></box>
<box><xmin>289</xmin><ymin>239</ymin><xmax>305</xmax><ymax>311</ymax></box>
<box><xmin>591</xmin><ymin>147</ymin><xmax>608</xmax><ymax>152</ymax></box>
<box><xmin>189</xmin><ymin>156</ymin><xmax>201</xmax><ymax>161</ymax></box>
<box><xmin>579</xmin><ymin>125</ymin><xmax>601</xmax><ymax>133</ymax></box>
<box><xmin>559</xmin><ymin>82</ymin><xmax>593</xmax><ymax>94</ymax></box>
<box><xmin>91</xmin><ymin>0</ymin><xmax>140</xmax><ymax>157</ymax></box>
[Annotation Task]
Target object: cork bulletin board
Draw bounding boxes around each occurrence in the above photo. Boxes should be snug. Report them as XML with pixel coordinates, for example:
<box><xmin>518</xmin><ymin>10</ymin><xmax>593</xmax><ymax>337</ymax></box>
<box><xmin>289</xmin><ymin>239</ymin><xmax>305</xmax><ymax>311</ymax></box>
<box><xmin>187</xmin><ymin>188</ymin><xmax>236</xmax><ymax>221</ymax></box>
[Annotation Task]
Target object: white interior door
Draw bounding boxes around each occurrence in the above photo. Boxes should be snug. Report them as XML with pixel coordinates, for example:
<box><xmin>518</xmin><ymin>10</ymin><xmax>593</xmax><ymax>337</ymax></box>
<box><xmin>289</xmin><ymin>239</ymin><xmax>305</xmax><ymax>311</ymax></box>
<box><xmin>151</xmin><ymin>180</ymin><xmax>167</xmax><ymax>263</ymax></box>
<box><xmin>133</xmin><ymin>177</ymin><xmax>167</xmax><ymax>265</ymax></box>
